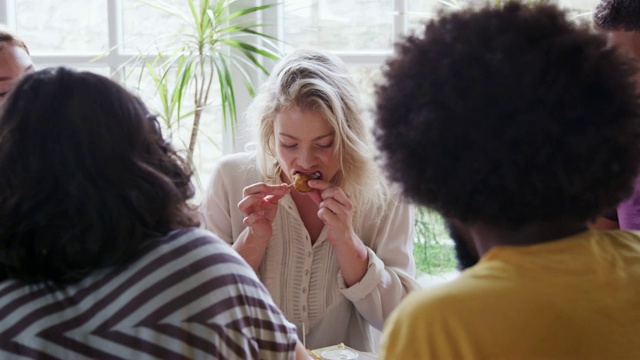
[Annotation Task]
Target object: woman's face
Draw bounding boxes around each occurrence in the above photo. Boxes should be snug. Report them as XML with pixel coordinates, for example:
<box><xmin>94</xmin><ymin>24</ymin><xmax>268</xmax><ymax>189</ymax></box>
<box><xmin>274</xmin><ymin>106</ymin><xmax>339</xmax><ymax>184</ymax></box>
<box><xmin>0</xmin><ymin>45</ymin><xmax>33</xmax><ymax>105</ymax></box>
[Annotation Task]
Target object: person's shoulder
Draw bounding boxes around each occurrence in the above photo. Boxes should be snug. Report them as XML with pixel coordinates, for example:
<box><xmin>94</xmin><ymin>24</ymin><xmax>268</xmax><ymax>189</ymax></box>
<box><xmin>157</xmin><ymin>228</ymin><xmax>244</xmax><ymax>263</ymax></box>
<box><xmin>394</xmin><ymin>282</ymin><xmax>460</xmax><ymax>315</ymax></box>
<box><xmin>371</xmin><ymin>182</ymin><xmax>413</xmax><ymax>217</ymax></box>
<box><xmin>164</xmin><ymin>227</ymin><xmax>223</xmax><ymax>244</ymax></box>
<box><xmin>207</xmin><ymin>151</ymin><xmax>261</xmax><ymax>188</ymax></box>
<box><xmin>393</xmin><ymin>270</ymin><xmax>496</xmax><ymax>319</ymax></box>
<box><xmin>150</xmin><ymin>228</ymin><xmax>264</xmax><ymax>285</ymax></box>
<box><xmin>180</xmin><ymin>227</ymin><xmax>242</xmax><ymax>248</ymax></box>
<box><xmin>377</xmin><ymin>182</ymin><xmax>407</xmax><ymax>205</ymax></box>
<box><xmin>216</xmin><ymin>150</ymin><xmax>257</xmax><ymax>170</ymax></box>
<box><xmin>219</xmin><ymin>150</ymin><xmax>256</xmax><ymax>162</ymax></box>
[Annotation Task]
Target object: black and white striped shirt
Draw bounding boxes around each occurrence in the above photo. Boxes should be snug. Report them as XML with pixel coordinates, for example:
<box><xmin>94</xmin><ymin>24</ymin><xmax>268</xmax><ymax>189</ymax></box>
<box><xmin>0</xmin><ymin>228</ymin><xmax>299</xmax><ymax>359</ymax></box>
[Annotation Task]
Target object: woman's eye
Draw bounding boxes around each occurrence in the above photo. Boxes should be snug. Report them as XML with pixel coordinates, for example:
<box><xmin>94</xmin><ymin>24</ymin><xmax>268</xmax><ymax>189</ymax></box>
<box><xmin>279</xmin><ymin>142</ymin><xmax>297</xmax><ymax>149</ymax></box>
<box><xmin>317</xmin><ymin>142</ymin><xmax>334</xmax><ymax>149</ymax></box>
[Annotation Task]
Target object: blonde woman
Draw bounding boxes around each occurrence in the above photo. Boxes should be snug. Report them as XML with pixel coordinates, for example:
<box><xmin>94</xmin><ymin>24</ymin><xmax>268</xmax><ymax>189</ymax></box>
<box><xmin>200</xmin><ymin>48</ymin><xmax>419</xmax><ymax>352</ymax></box>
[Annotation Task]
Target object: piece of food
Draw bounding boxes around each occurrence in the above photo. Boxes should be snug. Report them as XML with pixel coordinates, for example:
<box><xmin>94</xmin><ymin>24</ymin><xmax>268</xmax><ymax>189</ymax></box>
<box><xmin>306</xmin><ymin>349</ymin><xmax>321</xmax><ymax>360</ymax></box>
<box><xmin>292</xmin><ymin>172</ymin><xmax>320</xmax><ymax>192</ymax></box>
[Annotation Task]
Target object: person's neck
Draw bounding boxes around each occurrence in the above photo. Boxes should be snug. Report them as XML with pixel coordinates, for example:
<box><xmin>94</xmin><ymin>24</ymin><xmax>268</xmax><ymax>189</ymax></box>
<box><xmin>468</xmin><ymin>221</ymin><xmax>589</xmax><ymax>257</ymax></box>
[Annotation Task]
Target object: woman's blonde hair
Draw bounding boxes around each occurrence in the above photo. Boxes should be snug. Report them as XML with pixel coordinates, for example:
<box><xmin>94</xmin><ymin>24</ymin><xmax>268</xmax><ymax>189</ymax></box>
<box><xmin>0</xmin><ymin>30</ymin><xmax>30</xmax><ymax>55</ymax></box>
<box><xmin>250</xmin><ymin>48</ymin><xmax>388</xmax><ymax>229</ymax></box>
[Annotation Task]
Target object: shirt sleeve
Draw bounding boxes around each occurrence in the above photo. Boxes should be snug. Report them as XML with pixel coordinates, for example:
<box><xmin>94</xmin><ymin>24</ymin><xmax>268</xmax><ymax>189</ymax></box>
<box><xmin>199</xmin><ymin>152</ymin><xmax>260</xmax><ymax>245</ymax></box>
<box><xmin>337</xmin><ymin>195</ymin><xmax>421</xmax><ymax>330</ymax></box>
<box><xmin>199</xmin><ymin>158</ymin><xmax>234</xmax><ymax>244</ymax></box>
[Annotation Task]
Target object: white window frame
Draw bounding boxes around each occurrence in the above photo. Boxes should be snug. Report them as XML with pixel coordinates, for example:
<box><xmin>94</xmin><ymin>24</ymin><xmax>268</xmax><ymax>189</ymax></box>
<box><xmin>0</xmin><ymin>0</ymin><xmax>591</xmax><ymax>155</ymax></box>
<box><xmin>0</xmin><ymin>0</ymin><xmax>416</xmax><ymax>152</ymax></box>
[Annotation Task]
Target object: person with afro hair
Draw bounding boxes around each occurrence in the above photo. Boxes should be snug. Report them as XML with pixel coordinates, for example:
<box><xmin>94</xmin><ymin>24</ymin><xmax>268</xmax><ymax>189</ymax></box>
<box><xmin>374</xmin><ymin>2</ymin><xmax>640</xmax><ymax>359</ymax></box>
<box><xmin>592</xmin><ymin>0</ymin><xmax>640</xmax><ymax>230</ymax></box>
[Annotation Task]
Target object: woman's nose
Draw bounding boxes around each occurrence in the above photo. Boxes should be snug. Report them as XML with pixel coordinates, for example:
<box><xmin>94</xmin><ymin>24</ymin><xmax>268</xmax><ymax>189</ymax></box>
<box><xmin>298</xmin><ymin>148</ymin><xmax>317</xmax><ymax>168</ymax></box>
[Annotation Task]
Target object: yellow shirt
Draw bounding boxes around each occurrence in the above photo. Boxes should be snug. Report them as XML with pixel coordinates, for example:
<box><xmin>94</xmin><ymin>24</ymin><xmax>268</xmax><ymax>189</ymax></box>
<box><xmin>380</xmin><ymin>230</ymin><xmax>640</xmax><ymax>359</ymax></box>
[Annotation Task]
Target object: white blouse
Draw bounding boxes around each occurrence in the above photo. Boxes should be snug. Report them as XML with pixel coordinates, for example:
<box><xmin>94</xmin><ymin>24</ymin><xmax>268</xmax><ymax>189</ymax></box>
<box><xmin>199</xmin><ymin>151</ymin><xmax>420</xmax><ymax>352</ymax></box>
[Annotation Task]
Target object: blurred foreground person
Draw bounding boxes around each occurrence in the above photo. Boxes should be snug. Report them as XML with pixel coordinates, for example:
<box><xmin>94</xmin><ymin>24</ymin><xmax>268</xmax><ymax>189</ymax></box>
<box><xmin>592</xmin><ymin>0</ymin><xmax>640</xmax><ymax>230</ymax></box>
<box><xmin>0</xmin><ymin>30</ymin><xmax>32</xmax><ymax>105</ymax></box>
<box><xmin>0</xmin><ymin>67</ymin><xmax>311</xmax><ymax>360</ymax></box>
<box><xmin>375</xmin><ymin>3</ymin><xmax>640</xmax><ymax>359</ymax></box>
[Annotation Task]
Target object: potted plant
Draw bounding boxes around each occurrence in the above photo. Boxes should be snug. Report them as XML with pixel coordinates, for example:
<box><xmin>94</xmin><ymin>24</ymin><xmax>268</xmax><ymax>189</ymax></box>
<box><xmin>128</xmin><ymin>0</ymin><xmax>281</xmax><ymax>164</ymax></box>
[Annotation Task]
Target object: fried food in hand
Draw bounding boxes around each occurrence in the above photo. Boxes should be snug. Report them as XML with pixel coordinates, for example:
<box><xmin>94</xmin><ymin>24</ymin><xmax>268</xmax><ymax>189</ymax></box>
<box><xmin>292</xmin><ymin>172</ymin><xmax>320</xmax><ymax>193</ymax></box>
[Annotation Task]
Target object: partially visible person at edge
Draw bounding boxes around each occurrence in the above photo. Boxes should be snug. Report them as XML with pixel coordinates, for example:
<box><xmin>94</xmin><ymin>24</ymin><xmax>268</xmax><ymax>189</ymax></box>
<box><xmin>0</xmin><ymin>30</ymin><xmax>33</xmax><ymax>105</ymax></box>
<box><xmin>199</xmin><ymin>47</ymin><xmax>420</xmax><ymax>352</ymax></box>
<box><xmin>374</xmin><ymin>3</ymin><xmax>640</xmax><ymax>359</ymax></box>
<box><xmin>591</xmin><ymin>0</ymin><xmax>640</xmax><ymax>230</ymax></box>
<box><xmin>0</xmin><ymin>67</ymin><xmax>312</xmax><ymax>360</ymax></box>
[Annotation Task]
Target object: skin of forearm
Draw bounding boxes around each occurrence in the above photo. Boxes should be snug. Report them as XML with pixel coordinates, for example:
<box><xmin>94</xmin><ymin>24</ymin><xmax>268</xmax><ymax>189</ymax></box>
<box><xmin>233</xmin><ymin>228</ymin><xmax>269</xmax><ymax>272</ymax></box>
<box><xmin>332</xmin><ymin>231</ymin><xmax>369</xmax><ymax>287</ymax></box>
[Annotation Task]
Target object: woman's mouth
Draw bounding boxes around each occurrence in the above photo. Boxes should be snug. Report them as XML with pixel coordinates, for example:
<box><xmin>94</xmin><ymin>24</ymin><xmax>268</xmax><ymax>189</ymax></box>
<box><xmin>293</xmin><ymin>171</ymin><xmax>321</xmax><ymax>180</ymax></box>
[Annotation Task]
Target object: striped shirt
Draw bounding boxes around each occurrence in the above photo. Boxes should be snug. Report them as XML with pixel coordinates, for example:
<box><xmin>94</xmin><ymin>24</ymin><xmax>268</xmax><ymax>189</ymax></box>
<box><xmin>0</xmin><ymin>228</ymin><xmax>299</xmax><ymax>360</ymax></box>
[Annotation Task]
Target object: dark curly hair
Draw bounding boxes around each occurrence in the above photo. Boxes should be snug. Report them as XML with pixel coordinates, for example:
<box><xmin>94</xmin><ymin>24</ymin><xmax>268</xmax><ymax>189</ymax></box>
<box><xmin>0</xmin><ymin>67</ymin><xmax>198</xmax><ymax>284</ymax></box>
<box><xmin>375</xmin><ymin>3</ymin><xmax>640</xmax><ymax>229</ymax></box>
<box><xmin>594</xmin><ymin>0</ymin><xmax>640</xmax><ymax>31</ymax></box>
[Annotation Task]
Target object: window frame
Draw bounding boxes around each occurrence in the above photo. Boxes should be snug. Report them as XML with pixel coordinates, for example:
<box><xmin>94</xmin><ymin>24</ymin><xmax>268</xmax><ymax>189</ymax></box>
<box><xmin>0</xmin><ymin>0</ymin><xmax>596</xmax><ymax>155</ymax></box>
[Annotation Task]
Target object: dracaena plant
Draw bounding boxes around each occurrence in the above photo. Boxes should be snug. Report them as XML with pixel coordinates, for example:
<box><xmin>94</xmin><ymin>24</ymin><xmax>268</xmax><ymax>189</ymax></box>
<box><xmin>130</xmin><ymin>0</ymin><xmax>281</xmax><ymax>163</ymax></box>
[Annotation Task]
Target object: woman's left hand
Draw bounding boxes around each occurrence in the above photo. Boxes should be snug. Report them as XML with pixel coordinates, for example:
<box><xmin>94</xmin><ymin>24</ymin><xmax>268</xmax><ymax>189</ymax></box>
<box><xmin>306</xmin><ymin>179</ymin><xmax>368</xmax><ymax>286</ymax></box>
<box><xmin>307</xmin><ymin>179</ymin><xmax>354</xmax><ymax>242</ymax></box>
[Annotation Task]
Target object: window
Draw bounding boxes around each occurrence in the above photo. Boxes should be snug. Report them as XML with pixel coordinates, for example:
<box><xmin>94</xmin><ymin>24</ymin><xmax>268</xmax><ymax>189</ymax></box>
<box><xmin>275</xmin><ymin>0</ymin><xmax>601</xmax><ymax>128</ymax></box>
<box><xmin>0</xmin><ymin>0</ymin><xmax>601</xmax><ymax>197</ymax></box>
<box><xmin>1</xmin><ymin>0</ymin><xmax>222</xmax><ymax>196</ymax></box>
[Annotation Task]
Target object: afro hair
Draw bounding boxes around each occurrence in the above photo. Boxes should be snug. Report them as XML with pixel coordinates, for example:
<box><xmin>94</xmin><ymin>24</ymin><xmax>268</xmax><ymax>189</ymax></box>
<box><xmin>375</xmin><ymin>2</ymin><xmax>640</xmax><ymax>228</ymax></box>
<box><xmin>594</xmin><ymin>0</ymin><xmax>640</xmax><ymax>31</ymax></box>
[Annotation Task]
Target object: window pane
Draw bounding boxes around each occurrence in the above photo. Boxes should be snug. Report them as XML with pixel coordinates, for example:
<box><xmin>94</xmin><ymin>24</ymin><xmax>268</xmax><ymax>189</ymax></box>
<box><xmin>121</xmin><ymin>1</ymin><xmax>188</xmax><ymax>54</ymax></box>
<box><xmin>123</xmin><ymin>66</ymin><xmax>224</xmax><ymax>198</ymax></box>
<box><xmin>407</xmin><ymin>0</ymin><xmax>600</xmax><ymax>31</ymax></box>
<box><xmin>36</xmin><ymin>64</ymin><xmax>111</xmax><ymax>77</ymax></box>
<box><xmin>347</xmin><ymin>64</ymin><xmax>383</xmax><ymax>123</ymax></box>
<box><xmin>556</xmin><ymin>0</ymin><xmax>599</xmax><ymax>18</ymax></box>
<box><xmin>283</xmin><ymin>0</ymin><xmax>394</xmax><ymax>51</ymax></box>
<box><xmin>15</xmin><ymin>0</ymin><xmax>108</xmax><ymax>53</ymax></box>
<box><xmin>407</xmin><ymin>0</ymin><xmax>442</xmax><ymax>35</ymax></box>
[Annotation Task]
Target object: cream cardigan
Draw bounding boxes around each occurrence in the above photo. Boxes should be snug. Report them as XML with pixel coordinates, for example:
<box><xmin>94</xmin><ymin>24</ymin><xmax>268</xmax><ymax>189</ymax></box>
<box><xmin>199</xmin><ymin>151</ymin><xmax>420</xmax><ymax>352</ymax></box>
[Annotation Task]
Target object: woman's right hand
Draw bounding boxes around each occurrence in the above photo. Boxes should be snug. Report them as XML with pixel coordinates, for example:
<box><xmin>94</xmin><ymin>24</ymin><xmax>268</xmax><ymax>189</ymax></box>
<box><xmin>237</xmin><ymin>182</ymin><xmax>290</xmax><ymax>242</ymax></box>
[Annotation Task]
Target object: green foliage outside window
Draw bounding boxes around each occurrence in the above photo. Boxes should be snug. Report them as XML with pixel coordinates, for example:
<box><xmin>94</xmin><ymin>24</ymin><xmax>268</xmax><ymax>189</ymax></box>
<box><xmin>413</xmin><ymin>206</ymin><xmax>457</xmax><ymax>275</ymax></box>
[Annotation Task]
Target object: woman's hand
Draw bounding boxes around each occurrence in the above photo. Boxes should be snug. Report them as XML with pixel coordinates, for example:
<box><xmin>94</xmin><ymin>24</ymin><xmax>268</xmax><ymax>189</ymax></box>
<box><xmin>238</xmin><ymin>182</ymin><xmax>290</xmax><ymax>242</ymax></box>
<box><xmin>234</xmin><ymin>182</ymin><xmax>290</xmax><ymax>271</ymax></box>
<box><xmin>307</xmin><ymin>179</ymin><xmax>369</xmax><ymax>286</ymax></box>
<box><xmin>309</xmin><ymin>180</ymin><xmax>355</xmax><ymax>244</ymax></box>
